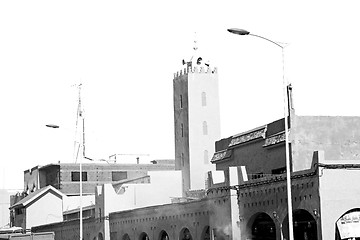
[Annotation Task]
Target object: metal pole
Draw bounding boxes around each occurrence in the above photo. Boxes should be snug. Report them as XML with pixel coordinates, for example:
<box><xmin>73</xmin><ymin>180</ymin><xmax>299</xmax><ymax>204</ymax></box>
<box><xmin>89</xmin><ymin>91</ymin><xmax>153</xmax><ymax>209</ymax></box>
<box><xmin>249</xmin><ymin>33</ymin><xmax>294</xmax><ymax>240</ymax></box>
<box><xmin>79</xmin><ymin>85</ymin><xmax>84</xmax><ymax>240</ymax></box>
<box><xmin>227</xmin><ymin>29</ymin><xmax>294</xmax><ymax>240</ymax></box>
<box><xmin>282</xmin><ymin>47</ymin><xmax>294</xmax><ymax>240</ymax></box>
<box><xmin>79</xmin><ymin>117</ymin><xmax>83</xmax><ymax>240</ymax></box>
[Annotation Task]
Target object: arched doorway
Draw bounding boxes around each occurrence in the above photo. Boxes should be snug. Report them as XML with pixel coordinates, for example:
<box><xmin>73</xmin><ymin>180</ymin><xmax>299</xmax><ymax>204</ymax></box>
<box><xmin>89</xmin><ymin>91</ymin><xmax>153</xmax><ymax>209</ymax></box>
<box><xmin>179</xmin><ymin>228</ymin><xmax>193</xmax><ymax>240</ymax></box>
<box><xmin>212</xmin><ymin>228</ymin><xmax>227</xmax><ymax>240</ymax></box>
<box><xmin>251</xmin><ymin>212</ymin><xmax>276</xmax><ymax>240</ymax></box>
<box><xmin>283</xmin><ymin>209</ymin><xmax>317</xmax><ymax>240</ymax></box>
<box><xmin>200</xmin><ymin>226</ymin><xmax>210</xmax><ymax>240</ymax></box>
<box><xmin>336</xmin><ymin>208</ymin><xmax>360</xmax><ymax>240</ymax></box>
<box><xmin>122</xmin><ymin>234</ymin><xmax>131</xmax><ymax>240</ymax></box>
<box><xmin>139</xmin><ymin>232</ymin><xmax>149</xmax><ymax>240</ymax></box>
<box><xmin>159</xmin><ymin>230</ymin><xmax>169</xmax><ymax>240</ymax></box>
<box><xmin>98</xmin><ymin>232</ymin><xmax>104</xmax><ymax>240</ymax></box>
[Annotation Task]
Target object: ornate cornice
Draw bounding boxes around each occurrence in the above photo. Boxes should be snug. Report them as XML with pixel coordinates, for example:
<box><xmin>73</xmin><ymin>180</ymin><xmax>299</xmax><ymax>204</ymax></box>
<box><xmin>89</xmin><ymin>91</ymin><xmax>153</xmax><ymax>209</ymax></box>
<box><xmin>263</xmin><ymin>132</ymin><xmax>286</xmax><ymax>147</ymax></box>
<box><xmin>229</xmin><ymin>128</ymin><xmax>267</xmax><ymax>147</ymax></box>
<box><xmin>206</xmin><ymin>170</ymin><xmax>317</xmax><ymax>194</ymax></box>
<box><xmin>211</xmin><ymin>151</ymin><xmax>226</xmax><ymax>162</ymax></box>
<box><xmin>211</xmin><ymin>150</ymin><xmax>231</xmax><ymax>163</ymax></box>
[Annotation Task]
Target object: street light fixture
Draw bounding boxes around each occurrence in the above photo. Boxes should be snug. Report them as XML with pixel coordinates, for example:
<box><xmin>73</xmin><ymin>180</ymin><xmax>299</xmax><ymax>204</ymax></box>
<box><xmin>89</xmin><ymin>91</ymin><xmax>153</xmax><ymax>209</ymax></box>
<box><xmin>228</xmin><ymin>28</ymin><xmax>294</xmax><ymax>240</ymax></box>
<box><xmin>46</xmin><ymin>122</ymin><xmax>84</xmax><ymax>240</ymax></box>
<box><xmin>45</xmin><ymin>124</ymin><xmax>59</xmax><ymax>129</ymax></box>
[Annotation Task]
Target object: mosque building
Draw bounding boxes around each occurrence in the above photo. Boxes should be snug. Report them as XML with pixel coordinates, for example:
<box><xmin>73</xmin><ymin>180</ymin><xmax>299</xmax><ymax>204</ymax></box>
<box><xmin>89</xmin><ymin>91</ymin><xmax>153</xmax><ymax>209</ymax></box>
<box><xmin>8</xmin><ymin>40</ymin><xmax>360</xmax><ymax>240</ymax></box>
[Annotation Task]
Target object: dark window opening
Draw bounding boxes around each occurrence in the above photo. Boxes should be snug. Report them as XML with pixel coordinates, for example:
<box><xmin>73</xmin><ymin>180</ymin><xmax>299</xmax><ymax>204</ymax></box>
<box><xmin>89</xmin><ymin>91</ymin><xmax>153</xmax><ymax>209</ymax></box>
<box><xmin>272</xmin><ymin>167</ymin><xmax>286</xmax><ymax>175</ymax></box>
<box><xmin>180</xmin><ymin>94</ymin><xmax>183</xmax><ymax>109</ymax></box>
<box><xmin>112</xmin><ymin>171</ymin><xmax>128</xmax><ymax>181</ymax></box>
<box><xmin>99</xmin><ymin>208</ymin><xmax>102</xmax><ymax>222</ymax></box>
<box><xmin>181</xmin><ymin>153</ymin><xmax>185</xmax><ymax>167</ymax></box>
<box><xmin>251</xmin><ymin>172</ymin><xmax>264</xmax><ymax>180</ymax></box>
<box><xmin>15</xmin><ymin>208</ymin><xmax>24</xmax><ymax>215</ymax></box>
<box><xmin>71</xmin><ymin>171</ymin><xmax>87</xmax><ymax>182</ymax></box>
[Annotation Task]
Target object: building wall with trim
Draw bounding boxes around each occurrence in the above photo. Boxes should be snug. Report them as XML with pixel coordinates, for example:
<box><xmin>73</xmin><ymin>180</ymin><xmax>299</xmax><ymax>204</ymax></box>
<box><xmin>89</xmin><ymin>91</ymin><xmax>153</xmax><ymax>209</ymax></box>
<box><xmin>291</xmin><ymin>116</ymin><xmax>360</xmax><ymax>171</ymax></box>
<box><xmin>318</xmin><ymin>157</ymin><xmax>360</xmax><ymax>240</ymax></box>
<box><xmin>26</xmin><ymin>191</ymin><xmax>63</xmax><ymax>229</ymax></box>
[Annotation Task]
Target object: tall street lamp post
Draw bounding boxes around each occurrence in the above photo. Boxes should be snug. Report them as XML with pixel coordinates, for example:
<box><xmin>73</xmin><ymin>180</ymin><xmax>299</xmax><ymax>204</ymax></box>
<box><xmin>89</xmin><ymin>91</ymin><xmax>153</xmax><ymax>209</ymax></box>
<box><xmin>46</xmin><ymin>84</ymin><xmax>85</xmax><ymax>240</ymax></box>
<box><xmin>78</xmin><ymin>84</ymin><xmax>84</xmax><ymax>240</ymax></box>
<box><xmin>227</xmin><ymin>28</ymin><xmax>294</xmax><ymax>240</ymax></box>
<box><xmin>45</xmin><ymin>122</ymin><xmax>84</xmax><ymax>240</ymax></box>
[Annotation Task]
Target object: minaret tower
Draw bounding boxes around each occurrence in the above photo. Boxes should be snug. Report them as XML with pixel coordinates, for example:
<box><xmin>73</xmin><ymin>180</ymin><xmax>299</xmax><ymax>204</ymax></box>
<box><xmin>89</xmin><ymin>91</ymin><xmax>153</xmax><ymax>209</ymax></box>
<box><xmin>173</xmin><ymin>37</ymin><xmax>221</xmax><ymax>196</ymax></box>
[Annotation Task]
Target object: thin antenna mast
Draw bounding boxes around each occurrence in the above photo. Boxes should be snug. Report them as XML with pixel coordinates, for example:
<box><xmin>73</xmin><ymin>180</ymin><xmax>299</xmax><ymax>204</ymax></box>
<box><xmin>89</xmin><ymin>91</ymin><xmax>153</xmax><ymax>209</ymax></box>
<box><xmin>73</xmin><ymin>83</ymin><xmax>84</xmax><ymax>163</ymax></box>
<box><xmin>76</xmin><ymin>82</ymin><xmax>84</xmax><ymax>240</ymax></box>
<box><xmin>189</xmin><ymin>32</ymin><xmax>197</xmax><ymax>63</ymax></box>
<box><xmin>193</xmin><ymin>31</ymin><xmax>198</xmax><ymax>51</ymax></box>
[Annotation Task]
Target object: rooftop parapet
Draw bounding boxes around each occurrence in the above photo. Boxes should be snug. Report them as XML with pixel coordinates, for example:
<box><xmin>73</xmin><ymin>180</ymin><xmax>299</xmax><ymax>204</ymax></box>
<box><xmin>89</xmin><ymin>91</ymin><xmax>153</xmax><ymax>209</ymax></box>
<box><xmin>174</xmin><ymin>66</ymin><xmax>218</xmax><ymax>79</ymax></box>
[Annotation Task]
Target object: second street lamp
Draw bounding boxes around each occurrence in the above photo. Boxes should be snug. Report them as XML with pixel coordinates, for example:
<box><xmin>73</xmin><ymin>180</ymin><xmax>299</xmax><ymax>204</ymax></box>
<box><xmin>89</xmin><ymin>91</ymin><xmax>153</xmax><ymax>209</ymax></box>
<box><xmin>45</xmin><ymin>84</ymin><xmax>85</xmax><ymax>240</ymax></box>
<box><xmin>45</xmin><ymin>124</ymin><xmax>59</xmax><ymax>129</ymax></box>
<box><xmin>45</xmin><ymin>121</ymin><xmax>84</xmax><ymax>240</ymax></box>
<box><xmin>228</xmin><ymin>28</ymin><xmax>294</xmax><ymax>240</ymax></box>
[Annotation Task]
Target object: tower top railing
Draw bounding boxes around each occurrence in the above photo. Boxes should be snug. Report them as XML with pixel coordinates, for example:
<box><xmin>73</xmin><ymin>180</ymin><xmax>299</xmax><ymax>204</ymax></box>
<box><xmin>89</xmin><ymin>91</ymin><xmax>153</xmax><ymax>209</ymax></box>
<box><xmin>174</xmin><ymin>66</ymin><xmax>218</xmax><ymax>78</ymax></box>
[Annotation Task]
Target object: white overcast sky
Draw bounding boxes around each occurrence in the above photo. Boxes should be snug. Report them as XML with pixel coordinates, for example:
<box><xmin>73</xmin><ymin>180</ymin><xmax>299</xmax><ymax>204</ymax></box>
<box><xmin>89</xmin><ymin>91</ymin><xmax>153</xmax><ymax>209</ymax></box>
<box><xmin>1</xmin><ymin>1</ymin><xmax>360</xmax><ymax>189</ymax></box>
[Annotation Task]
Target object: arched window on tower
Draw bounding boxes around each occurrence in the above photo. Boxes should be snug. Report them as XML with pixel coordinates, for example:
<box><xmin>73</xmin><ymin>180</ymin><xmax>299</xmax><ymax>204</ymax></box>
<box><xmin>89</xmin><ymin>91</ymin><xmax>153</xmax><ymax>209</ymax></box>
<box><xmin>201</xmin><ymin>92</ymin><xmax>207</xmax><ymax>107</ymax></box>
<box><xmin>203</xmin><ymin>121</ymin><xmax>208</xmax><ymax>135</ymax></box>
<box><xmin>180</xmin><ymin>94</ymin><xmax>183</xmax><ymax>109</ymax></box>
<box><xmin>204</xmin><ymin>150</ymin><xmax>209</xmax><ymax>164</ymax></box>
<box><xmin>181</xmin><ymin>153</ymin><xmax>184</xmax><ymax>167</ymax></box>
<box><xmin>181</xmin><ymin>123</ymin><xmax>184</xmax><ymax>137</ymax></box>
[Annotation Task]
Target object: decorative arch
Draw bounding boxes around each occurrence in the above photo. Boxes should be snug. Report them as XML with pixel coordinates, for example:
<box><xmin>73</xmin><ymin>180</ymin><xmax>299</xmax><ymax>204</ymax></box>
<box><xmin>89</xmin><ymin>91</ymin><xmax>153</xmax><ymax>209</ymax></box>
<box><xmin>179</xmin><ymin>227</ymin><xmax>193</xmax><ymax>240</ymax></box>
<box><xmin>282</xmin><ymin>209</ymin><xmax>317</xmax><ymax>240</ymax></box>
<box><xmin>247</xmin><ymin>212</ymin><xmax>276</xmax><ymax>240</ymax></box>
<box><xmin>98</xmin><ymin>232</ymin><xmax>104</xmax><ymax>240</ymax></box>
<box><xmin>122</xmin><ymin>233</ymin><xmax>131</xmax><ymax>240</ymax></box>
<box><xmin>139</xmin><ymin>232</ymin><xmax>149</xmax><ymax>240</ymax></box>
<box><xmin>201</xmin><ymin>92</ymin><xmax>207</xmax><ymax>106</ymax></box>
<box><xmin>158</xmin><ymin>230</ymin><xmax>169</xmax><ymax>240</ymax></box>
<box><xmin>335</xmin><ymin>208</ymin><xmax>360</xmax><ymax>240</ymax></box>
<box><xmin>200</xmin><ymin>226</ymin><xmax>210</xmax><ymax>240</ymax></box>
<box><xmin>202</xmin><ymin>121</ymin><xmax>208</xmax><ymax>135</ymax></box>
<box><xmin>204</xmin><ymin>150</ymin><xmax>209</xmax><ymax>164</ymax></box>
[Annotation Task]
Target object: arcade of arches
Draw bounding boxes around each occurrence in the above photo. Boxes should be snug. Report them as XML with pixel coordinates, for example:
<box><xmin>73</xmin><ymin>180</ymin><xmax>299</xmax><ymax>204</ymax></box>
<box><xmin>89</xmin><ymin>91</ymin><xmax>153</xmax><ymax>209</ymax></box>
<box><xmin>248</xmin><ymin>210</ymin><xmax>317</xmax><ymax>240</ymax></box>
<box><xmin>115</xmin><ymin>210</ymin><xmax>317</xmax><ymax>240</ymax></box>
<box><xmin>118</xmin><ymin>226</ymin><xmax>212</xmax><ymax>240</ymax></box>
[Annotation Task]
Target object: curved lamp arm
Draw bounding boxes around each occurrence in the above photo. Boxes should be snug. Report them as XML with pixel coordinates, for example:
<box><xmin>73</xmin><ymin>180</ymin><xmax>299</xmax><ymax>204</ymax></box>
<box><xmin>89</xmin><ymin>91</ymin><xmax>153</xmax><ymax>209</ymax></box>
<box><xmin>227</xmin><ymin>28</ymin><xmax>284</xmax><ymax>48</ymax></box>
<box><xmin>248</xmin><ymin>33</ymin><xmax>284</xmax><ymax>49</ymax></box>
<box><xmin>227</xmin><ymin>27</ymin><xmax>293</xmax><ymax>240</ymax></box>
